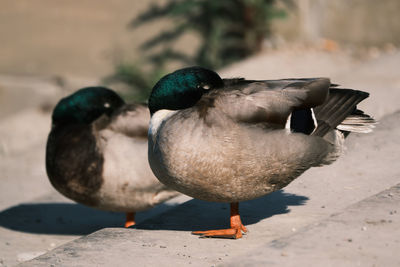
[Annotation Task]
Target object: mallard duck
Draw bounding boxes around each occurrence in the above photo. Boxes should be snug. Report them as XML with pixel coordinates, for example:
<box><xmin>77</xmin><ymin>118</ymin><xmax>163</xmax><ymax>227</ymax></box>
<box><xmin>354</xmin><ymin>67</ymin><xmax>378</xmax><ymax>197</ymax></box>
<box><xmin>147</xmin><ymin>66</ymin><xmax>375</xmax><ymax>239</ymax></box>
<box><xmin>46</xmin><ymin>87</ymin><xmax>179</xmax><ymax>227</ymax></box>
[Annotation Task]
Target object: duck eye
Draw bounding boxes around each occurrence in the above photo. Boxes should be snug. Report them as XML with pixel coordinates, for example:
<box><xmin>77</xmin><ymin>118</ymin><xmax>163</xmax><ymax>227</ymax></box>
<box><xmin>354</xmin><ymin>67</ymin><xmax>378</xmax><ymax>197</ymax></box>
<box><xmin>196</xmin><ymin>84</ymin><xmax>211</xmax><ymax>90</ymax></box>
<box><xmin>104</xmin><ymin>102</ymin><xmax>110</xmax><ymax>108</ymax></box>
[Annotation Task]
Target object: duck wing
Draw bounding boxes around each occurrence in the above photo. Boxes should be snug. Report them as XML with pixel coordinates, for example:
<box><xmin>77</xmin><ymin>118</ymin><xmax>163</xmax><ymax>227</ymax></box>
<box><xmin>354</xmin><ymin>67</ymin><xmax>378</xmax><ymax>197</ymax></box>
<box><xmin>197</xmin><ymin>78</ymin><xmax>330</xmax><ymax>128</ymax></box>
<box><xmin>94</xmin><ymin>103</ymin><xmax>149</xmax><ymax>138</ymax></box>
<box><xmin>110</xmin><ymin>103</ymin><xmax>149</xmax><ymax>138</ymax></box>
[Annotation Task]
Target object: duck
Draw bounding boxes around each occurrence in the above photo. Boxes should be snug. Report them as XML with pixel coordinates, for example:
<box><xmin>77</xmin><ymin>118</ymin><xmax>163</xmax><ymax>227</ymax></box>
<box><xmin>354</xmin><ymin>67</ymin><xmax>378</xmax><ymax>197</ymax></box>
<box><xmin>147</xmin><ymin>66</ymin><xmax>375</xmax><ymax>239</ymax></box>
<box><xmin>46</xmin><ymin>86</ymin><xmax>180</xmax><ymax>228</ymax></box>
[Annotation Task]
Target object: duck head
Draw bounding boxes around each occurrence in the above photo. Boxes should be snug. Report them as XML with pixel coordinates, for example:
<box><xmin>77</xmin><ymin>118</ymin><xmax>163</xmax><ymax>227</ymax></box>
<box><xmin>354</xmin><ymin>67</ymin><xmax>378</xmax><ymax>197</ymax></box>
<box><xmin>52</xmin><ymin>87</ymin><xmax>125</xmax><ymax>127</ymax></box>
<box><xmin>148</xmin><ymin>66</ymin><xmax>223</xmax><ymax>115</ymax></box>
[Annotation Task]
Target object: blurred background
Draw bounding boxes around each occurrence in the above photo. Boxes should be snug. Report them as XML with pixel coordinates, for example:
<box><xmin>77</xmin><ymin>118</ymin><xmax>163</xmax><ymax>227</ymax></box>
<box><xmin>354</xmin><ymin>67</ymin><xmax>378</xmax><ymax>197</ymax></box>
<box><xmin>1</xmin><ymin>0</ymin><xmax>400</xmax><ymax>265</ymax></box>
<box><xmin>1</xmin><ymin>0</ymin><xmax>400</xmax><ymax>106</ymax></box>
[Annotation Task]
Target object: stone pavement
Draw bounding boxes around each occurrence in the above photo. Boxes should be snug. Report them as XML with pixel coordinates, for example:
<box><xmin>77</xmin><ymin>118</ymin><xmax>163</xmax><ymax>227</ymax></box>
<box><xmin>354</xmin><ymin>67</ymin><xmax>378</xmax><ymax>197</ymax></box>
<box><xmin>0</xmin><ymin>48</ymin><xmax>399</xmax><ymax>266</ymax></box>
<box><xmin>19</xmin><ymin>184</ymin><xmax>400</xmax><ymax>267</ymax></box>
<box><xmin>228</xmin><ymin>184</ymin><xmax>400</xmax><ymax>267</ymax></box>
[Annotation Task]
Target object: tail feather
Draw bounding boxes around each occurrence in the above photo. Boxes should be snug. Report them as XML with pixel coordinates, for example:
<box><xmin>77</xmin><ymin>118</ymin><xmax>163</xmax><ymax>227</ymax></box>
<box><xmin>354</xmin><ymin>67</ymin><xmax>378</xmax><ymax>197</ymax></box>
<box><xmin>336</xmin><ymin>110</ymin><xmax>376</xmax><ymax>133</ymax></box>
<box><xmin>312</xmin><ymin>89</ymin><xmax>371</xmax><ymax>137</ymax></box>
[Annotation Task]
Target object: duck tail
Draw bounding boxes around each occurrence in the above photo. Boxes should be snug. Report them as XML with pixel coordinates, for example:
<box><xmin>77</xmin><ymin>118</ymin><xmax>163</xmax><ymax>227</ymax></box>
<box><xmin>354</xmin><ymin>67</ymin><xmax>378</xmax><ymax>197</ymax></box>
<box><xmin>336</xmin><ymin>109</ymin><xmax>376</xmax><ymax>134</ymax></box>
<box><xmin>312</xmin><ymin>88</ymin><xmax>376</xmax><ymax>137</ymax></box>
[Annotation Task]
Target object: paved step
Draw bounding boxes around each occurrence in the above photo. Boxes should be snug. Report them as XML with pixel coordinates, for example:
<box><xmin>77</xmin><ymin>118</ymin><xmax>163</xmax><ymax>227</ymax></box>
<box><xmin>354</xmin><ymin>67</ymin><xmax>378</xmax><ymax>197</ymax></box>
<box><xmin>19</xmin><ymin>184</ymin><xmax>400</xmax><ymax>267</ymax></box>
<box><xmin>0</xmin><ymin>192</ymin><xmax>189</xmax><ymax>266</ymax></box>
<box><xmin>226</xmin><ymin>184</ymin><xmax>400</xmax><ymax>267</ymax></box>
<box><xmin>20</xmin><ymin>111</ymin><xmax>400</xmax><ymax>266</ymax></box>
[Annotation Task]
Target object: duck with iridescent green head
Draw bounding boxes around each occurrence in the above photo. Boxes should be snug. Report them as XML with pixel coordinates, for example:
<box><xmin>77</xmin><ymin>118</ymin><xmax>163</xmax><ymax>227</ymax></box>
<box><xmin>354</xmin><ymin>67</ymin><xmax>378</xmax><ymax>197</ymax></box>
<box><xmin>46</xmin><ymin>87</ymin><xmax>179</xmax><ymax>228</ymax></box>
<box><xmin>147</xmin><ymin>66</ymin><xmax>375</xmax><ymax>239</ymax></box>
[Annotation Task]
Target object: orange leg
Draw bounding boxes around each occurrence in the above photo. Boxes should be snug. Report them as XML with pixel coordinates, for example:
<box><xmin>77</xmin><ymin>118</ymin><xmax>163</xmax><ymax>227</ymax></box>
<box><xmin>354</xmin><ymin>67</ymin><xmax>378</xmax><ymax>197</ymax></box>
<box><xmin>125</xmin><ymin>212</ymin><xmax>136</xmax><ymax>228</ymax></box>
<box><xmin>192</xmin><ymin>202</ymin><xmax>248</xmax><ymax>239</ymax></box>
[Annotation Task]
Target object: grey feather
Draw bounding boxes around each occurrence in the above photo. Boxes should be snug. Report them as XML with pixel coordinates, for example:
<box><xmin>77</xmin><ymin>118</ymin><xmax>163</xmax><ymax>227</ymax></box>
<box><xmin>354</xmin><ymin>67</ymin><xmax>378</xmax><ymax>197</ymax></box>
<box><xmin>199</xmin><ymin>78</ymin><xmax>330</xmax><ymax>127</ymax></box>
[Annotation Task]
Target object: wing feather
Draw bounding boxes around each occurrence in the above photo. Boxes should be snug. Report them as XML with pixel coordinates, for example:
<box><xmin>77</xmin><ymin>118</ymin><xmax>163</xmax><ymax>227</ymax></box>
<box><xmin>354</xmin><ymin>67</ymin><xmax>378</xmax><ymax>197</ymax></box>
<box><xmin>107</xmin><ymin>103</ymin><xmax>149</xmax><ymax>138</ymax></box>
<box><xmin>197</xmin><ymin>78</ymin><xmax>330</xmax><ymax>127</ymax></box>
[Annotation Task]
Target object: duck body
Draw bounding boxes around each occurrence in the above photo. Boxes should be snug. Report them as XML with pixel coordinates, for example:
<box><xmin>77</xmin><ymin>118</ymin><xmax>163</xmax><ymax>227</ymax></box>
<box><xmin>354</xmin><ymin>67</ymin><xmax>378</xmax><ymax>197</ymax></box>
<box><xmin>46</xmin><ymin>87</ymin><xmax>179</xmax><ymax>222</ymax></box>
<box><xmin>148</xmin><ymin>67</ymin><xmax>375</xmax><ymax>238</ymax></box>
<box><xmin>149</xmin><ymin>108</ymin><xmax>332</xmax><ymax>203</ymax></box>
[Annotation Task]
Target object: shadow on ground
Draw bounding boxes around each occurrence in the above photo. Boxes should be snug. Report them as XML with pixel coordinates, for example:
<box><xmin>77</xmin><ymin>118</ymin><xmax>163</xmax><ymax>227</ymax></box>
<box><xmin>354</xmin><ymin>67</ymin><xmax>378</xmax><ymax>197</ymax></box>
<box><xmin>0</xmin><ymin>190</ymin><xmax>308</xmax><ymax>235</ymax></box>
<box><xmin>135</xmin><ymin>190</ymin><xmax>308</xmax><ymax>231</ymax></box>
<box><xmin>0</xmin><ymin>202</ymin><xmax>175</xmax><ymax>235</ymax></box>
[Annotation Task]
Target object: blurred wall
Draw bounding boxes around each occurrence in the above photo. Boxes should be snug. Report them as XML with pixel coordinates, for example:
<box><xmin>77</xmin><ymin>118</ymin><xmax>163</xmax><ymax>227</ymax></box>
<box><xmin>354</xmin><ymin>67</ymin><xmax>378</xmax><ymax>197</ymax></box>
<box><xmin>0</xmin><ymin>0</ymin><xmax>399</xmax><ymax>80</ymax></box>
<box><xmin>0</xmin><ymin>0</ymin><xmax>189</xmax><ymax>80</ymax></box>
<box><xmin>274</xmin><ymin>0</ymin><xmax>400</xmax><ymax>46</ymax></box>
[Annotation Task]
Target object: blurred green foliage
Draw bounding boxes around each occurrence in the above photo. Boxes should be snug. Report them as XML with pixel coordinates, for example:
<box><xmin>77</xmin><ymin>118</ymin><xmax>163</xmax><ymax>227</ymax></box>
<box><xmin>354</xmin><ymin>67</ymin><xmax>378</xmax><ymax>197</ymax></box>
<box><xmin>103</xmin><ymin>63</ymin><xmax>166</xmax><ymax>102</ymax></box>
<box><xmin>105</xmin><ymin>0</ymin><xmax>289</xmax><ymax>101</ymax></box>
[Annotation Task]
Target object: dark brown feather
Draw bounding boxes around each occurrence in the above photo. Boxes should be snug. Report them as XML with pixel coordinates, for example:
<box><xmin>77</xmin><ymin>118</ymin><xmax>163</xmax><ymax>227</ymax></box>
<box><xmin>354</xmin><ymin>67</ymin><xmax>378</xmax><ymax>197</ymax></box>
<box><xmin>312</xmin><ymin>89</ymin><xmax>370</xmax><ymax>137</ymax></box>
<box><xmin>46</xmin><ymin>124</ymin><xmax>103</xmax><ymax>206</ymax></box>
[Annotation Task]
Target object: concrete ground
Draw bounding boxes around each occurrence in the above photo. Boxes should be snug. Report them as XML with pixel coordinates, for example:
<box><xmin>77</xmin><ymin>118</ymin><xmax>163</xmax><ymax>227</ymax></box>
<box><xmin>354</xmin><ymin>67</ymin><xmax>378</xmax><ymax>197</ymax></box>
<box><xmin>0</xmin><ymin>47</ymin><xmax>399</xmax><ymax>266</ymax></box>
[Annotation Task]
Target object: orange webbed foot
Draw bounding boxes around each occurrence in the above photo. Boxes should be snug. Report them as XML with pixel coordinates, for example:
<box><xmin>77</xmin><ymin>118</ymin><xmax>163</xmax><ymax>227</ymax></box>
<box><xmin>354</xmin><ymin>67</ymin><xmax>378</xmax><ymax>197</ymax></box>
<box><xmin>192</xmin><ymin>202</ymin><xmax>247</xmax><ymax>239</ymax></box>
<box><xmin>192</xmin><ymin>227</ymin><xmax>246</xmax><ymax>239</ymax></box>
<box><xmin>125</xmin><ymin>212</ymin><xmax>136</xmax><ymax>228</ymax></box>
